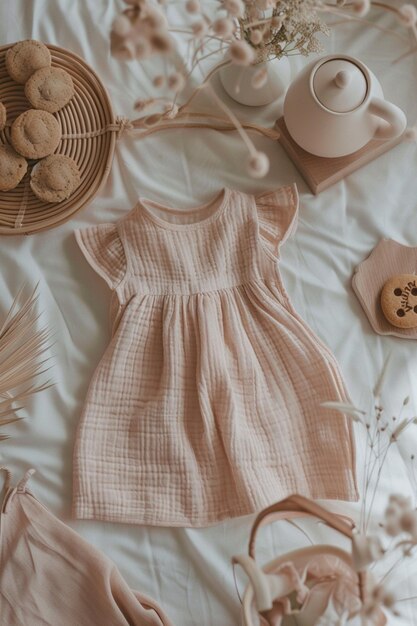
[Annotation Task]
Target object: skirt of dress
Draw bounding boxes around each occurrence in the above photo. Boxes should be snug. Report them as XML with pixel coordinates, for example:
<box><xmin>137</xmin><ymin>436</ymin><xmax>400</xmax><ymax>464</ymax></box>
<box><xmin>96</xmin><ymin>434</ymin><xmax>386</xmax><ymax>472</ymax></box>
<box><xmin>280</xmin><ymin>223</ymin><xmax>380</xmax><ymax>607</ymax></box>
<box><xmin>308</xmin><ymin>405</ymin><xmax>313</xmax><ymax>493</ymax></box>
<box><xmin>73</xmin><ymin>278</ymin><xmax>358</xmax><ymax>527</ymax></box>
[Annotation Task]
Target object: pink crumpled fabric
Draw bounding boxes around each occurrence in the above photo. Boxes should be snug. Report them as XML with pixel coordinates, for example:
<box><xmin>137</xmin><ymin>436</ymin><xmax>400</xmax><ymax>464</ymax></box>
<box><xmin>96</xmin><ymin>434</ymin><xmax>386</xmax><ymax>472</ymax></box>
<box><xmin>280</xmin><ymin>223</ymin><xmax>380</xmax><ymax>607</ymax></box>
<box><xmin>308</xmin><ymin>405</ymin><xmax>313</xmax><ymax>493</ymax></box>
<box><xmin>0</xmin><ymin>469</ymin><xmax>174</xmax><ymax>626</ymax></box>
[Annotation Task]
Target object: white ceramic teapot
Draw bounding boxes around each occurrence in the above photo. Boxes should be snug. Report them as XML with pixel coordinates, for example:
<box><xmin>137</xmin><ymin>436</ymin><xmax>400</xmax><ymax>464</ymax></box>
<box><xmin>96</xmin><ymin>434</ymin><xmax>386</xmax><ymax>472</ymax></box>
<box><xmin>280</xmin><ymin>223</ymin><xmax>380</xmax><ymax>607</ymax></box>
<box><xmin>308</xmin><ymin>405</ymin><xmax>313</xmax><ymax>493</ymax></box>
<box><xmin>283</xmin><ymin>55</ymin><xmax>407</xmax><ymax>158</ymax></box>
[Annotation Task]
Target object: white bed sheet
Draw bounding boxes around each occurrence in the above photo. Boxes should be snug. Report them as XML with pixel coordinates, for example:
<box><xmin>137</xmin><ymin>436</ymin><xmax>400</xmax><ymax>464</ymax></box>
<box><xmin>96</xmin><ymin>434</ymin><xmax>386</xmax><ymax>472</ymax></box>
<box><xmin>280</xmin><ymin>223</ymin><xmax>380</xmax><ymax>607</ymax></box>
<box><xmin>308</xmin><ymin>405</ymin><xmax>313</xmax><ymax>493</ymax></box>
<box><xmin>1</xmin><ymin>1</ymin><xmax>417</xmax><ymax>624</ymax></box>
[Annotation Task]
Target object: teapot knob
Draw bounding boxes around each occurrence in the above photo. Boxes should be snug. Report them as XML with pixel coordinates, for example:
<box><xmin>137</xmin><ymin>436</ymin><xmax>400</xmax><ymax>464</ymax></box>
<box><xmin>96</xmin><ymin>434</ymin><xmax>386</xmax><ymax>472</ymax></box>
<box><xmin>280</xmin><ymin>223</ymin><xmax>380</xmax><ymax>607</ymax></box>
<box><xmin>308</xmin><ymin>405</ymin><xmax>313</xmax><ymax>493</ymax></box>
<box><xmin>334</xmin><ymin>70</ymin><xmax>352</xmax><ymax>89</ymax></box>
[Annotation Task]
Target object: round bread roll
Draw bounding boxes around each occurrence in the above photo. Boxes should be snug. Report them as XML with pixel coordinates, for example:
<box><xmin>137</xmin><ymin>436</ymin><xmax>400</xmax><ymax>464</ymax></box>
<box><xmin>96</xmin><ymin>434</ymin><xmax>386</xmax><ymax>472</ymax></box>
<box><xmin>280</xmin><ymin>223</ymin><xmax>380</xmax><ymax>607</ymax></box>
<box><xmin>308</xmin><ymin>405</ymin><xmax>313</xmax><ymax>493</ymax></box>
<box><xmin>11</xmin><ymin>109</ymin><xmax>61</xmax><ymax>159</ymax></box>
<box><xmin>0</xmin><ymin>144</ymin><xmax>28</xmax><ymax>191</ymax></box>
<box><xmin>25</xmin><ymin>67</ymin><xmax>75</xmax><ymax>113</ymax></box>
<box><xmin>5</xmin><ymin>40</ymin><xmax>51</xmax><ymax>84</ymax></box>
<box><xmin>0</xmin><ymin>102</ymin><xmax>6</xmax><ymax>131</ymax></box>
<box><xmin>30</xmin><ymin>154</ymin><xmax>81</xmax><ymax>203</ymax></box>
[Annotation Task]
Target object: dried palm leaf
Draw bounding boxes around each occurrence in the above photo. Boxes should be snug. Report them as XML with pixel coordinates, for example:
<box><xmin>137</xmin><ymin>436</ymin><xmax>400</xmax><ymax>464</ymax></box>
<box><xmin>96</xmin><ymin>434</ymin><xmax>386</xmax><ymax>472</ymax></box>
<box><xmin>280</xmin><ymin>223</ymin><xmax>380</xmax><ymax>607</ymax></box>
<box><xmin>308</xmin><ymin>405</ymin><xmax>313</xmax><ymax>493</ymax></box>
<box><xmin>0</xmin><ymin>285</ymin><xmax>53</xmax><ymax>440</ymax></box>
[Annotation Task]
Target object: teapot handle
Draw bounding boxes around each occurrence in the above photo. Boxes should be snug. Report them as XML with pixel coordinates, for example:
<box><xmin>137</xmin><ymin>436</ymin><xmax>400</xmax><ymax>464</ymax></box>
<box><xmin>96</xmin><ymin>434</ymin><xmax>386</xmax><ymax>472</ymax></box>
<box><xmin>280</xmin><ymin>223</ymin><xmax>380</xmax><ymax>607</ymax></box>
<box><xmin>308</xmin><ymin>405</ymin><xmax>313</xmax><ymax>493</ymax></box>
<box><xmin>369</xmin><ymin>97</ymin><xmax>407</xmax><ymax>141</ymax></box>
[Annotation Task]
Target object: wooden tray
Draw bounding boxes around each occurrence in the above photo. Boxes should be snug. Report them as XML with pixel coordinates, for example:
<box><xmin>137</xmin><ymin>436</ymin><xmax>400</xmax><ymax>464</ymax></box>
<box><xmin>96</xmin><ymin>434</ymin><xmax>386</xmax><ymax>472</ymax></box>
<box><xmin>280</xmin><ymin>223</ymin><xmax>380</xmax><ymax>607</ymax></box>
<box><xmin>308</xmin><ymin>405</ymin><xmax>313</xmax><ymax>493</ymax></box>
<box><xmin>277</xmin><ymin>117</ymin><xmax>405</xmax><ymax>195</ymax></box>
<box><xmin>353</xmin><ymin>239</ymin><xmax>417</xmax><ymax>340</ymax></box>
<box><xmin>0</xmin><ymin>43</ymin><xmax>119</xmax><ymax>235</ymax></box>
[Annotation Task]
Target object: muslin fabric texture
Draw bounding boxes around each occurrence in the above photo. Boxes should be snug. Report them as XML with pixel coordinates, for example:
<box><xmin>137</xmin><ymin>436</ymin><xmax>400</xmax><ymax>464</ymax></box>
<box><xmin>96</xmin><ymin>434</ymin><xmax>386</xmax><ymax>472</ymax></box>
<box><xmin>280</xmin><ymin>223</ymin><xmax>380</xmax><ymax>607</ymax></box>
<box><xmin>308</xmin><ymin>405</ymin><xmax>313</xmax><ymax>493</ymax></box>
<box><xmin>73</xmin><ymin>185</ymin><xmax>358</xmax><ymax>527</ymax></box>
<box><xmin>0</xmin><ymin>469</ymin><xmax>173</xmax><ymax>626</ymax></box>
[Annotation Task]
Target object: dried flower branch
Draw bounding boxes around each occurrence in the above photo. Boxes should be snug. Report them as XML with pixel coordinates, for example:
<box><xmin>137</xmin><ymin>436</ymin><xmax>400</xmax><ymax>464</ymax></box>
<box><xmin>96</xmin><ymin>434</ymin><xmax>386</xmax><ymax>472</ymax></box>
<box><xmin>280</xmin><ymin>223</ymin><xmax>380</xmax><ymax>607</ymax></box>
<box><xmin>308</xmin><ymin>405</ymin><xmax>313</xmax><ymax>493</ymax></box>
<box><xmin>322</xmin><ymin>357</ymin><xmax>417</xmax><ymax>619</ymax></box>
<box><xmin>109</xmin><ymin>0</ymin><xmax>417</xmax><ymax>178</ymax></box>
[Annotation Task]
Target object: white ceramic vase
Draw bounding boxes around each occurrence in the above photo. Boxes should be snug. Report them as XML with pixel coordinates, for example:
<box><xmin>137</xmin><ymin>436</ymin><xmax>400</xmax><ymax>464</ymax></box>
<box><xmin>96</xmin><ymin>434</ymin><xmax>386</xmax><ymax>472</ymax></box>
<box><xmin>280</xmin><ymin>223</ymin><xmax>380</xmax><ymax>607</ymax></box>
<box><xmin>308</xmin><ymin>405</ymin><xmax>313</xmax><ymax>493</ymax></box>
<box><xmin>219</xmin><ymin>56</ymin><xmax>291</xmax><ymax>107</ymax></box>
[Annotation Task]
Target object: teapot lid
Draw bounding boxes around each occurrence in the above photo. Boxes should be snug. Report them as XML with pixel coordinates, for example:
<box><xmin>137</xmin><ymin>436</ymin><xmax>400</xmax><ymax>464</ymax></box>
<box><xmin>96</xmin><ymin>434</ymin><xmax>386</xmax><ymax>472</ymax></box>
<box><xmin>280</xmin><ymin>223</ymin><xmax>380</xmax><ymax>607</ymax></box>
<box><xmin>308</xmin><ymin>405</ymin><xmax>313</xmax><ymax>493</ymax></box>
<box><xmin>313</xmin><ymin>58</ymin><xmax>368</xmax><ymax>113</ymax></box>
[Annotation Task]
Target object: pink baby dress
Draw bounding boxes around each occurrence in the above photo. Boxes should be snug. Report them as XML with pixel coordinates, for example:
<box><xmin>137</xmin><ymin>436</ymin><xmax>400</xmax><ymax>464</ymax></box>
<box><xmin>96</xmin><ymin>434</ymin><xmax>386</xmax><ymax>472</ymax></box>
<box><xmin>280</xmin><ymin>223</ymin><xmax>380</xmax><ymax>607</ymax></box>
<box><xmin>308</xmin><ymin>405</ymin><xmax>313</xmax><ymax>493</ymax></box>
<box><xmin>73</xmin><ymin>185</ymin><xmax>358</xmax><ymax>527</ymax></box>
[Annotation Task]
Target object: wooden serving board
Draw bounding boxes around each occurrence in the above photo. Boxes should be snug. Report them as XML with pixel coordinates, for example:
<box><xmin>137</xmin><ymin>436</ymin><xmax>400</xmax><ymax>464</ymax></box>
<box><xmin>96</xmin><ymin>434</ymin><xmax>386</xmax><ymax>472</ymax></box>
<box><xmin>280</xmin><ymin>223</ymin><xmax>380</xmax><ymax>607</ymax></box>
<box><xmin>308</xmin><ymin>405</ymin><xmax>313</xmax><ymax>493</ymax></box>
<box><xmin>353</xmin><ymin>239</ymin><xmax>417</xmax><ymax>340</ymax></box>
<box><xmin>276</xmin><ymin>117</ymin><xmax>405</xmax><ymax>195</ymax></box>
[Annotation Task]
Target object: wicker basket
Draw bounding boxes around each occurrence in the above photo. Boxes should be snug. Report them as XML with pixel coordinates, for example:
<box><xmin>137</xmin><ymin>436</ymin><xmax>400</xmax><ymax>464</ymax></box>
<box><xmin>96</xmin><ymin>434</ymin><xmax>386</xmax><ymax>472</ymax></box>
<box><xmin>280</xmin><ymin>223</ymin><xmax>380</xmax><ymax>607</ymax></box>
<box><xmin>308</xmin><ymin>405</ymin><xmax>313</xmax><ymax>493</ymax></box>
<box><xmin>0</xmin><ymin>43</ymin><xmax>123</xmax><ymax>235</ymax></box>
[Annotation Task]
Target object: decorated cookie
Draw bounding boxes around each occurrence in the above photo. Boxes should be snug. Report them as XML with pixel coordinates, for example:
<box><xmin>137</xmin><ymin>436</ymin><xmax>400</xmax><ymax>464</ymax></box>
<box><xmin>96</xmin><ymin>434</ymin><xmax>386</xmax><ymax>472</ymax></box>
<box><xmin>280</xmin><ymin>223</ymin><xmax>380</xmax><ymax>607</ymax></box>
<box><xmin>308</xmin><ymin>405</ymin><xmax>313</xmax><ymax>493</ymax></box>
<box><xmin>11</xmin><ymin>109</ymin><xmax>61</xmax><ymax>159</ymax></box>
<box><xmin>381</xmin><ymin>274</ymin><xmax>417</xmax><ymax>329</ymax></box>
<box><xmin>30</xmin><ymin>154</ymin><xmax>81</xmax><ymax>203</ymax></box>
<box><xmin>25</xmin><ymin>67</ymin><xmax>75</xmax><ymax>113</ymax></box>
<box><xmin>0</xmin><ymin>144</ymin><xmax>28</xmax><ymax>191</ymax></box>
<box><xmin>5</xmin><ymin>40</ymin><xmax>51</xmax><ymax>84</ymax></box>
<box><xmin>0</xmin><ymin>102</ymin><xmax>6</xmax><ymax>131</ymax></box>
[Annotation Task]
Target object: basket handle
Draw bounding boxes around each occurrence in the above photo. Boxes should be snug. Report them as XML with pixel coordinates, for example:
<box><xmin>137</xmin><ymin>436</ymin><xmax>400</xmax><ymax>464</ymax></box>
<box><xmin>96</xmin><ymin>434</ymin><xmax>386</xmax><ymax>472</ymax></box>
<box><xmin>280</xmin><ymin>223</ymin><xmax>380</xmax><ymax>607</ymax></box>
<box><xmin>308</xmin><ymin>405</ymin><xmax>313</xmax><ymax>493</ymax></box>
<box><xmin>243</xmin><ymin>495</ymin><xmax>388</xmax><ymax>619</ymax></box>
<box><xmin>248</xmin><ymin>494</ymin><xmax>354</xmax><ymax>559</ymax></box>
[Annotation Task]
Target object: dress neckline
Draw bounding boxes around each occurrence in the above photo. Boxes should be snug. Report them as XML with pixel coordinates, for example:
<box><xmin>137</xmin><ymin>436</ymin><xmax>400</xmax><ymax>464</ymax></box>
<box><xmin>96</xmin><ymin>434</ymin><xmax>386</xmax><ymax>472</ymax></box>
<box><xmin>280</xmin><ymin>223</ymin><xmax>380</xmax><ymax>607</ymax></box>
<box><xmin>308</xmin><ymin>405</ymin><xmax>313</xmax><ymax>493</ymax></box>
<box><xmin>136</xmin><ymin>188</ymin><xmax>230</xmax><ymax>231</ymax></box>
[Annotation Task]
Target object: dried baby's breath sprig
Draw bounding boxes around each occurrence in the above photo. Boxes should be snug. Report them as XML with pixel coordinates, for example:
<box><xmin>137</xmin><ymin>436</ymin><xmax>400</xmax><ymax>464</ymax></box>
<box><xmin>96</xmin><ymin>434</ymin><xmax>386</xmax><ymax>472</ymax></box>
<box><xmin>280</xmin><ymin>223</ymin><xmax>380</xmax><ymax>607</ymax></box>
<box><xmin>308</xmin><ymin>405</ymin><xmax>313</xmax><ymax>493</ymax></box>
<box><xmin>239</xmin><ymin>0</ymin><xmax>330</xmax><ymax>64</ymax></box>
<box><xmin>323</xmin><ymin>360</ymin><xmax>417</xmax><ymax>620</ymax></box>
<box><xmin>322</xmin><ymin>357</ymin><xmax>416</xmax><ymax>535</ymax></box>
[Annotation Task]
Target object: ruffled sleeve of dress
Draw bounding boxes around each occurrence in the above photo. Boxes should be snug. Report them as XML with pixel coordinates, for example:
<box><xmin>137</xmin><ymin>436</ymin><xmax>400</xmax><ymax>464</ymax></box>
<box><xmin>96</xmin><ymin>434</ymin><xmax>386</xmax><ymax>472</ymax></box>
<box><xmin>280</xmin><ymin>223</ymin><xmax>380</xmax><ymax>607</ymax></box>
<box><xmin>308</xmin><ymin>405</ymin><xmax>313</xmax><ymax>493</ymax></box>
<box><xmin>75</xmin><ymin>223</ymin><xmax>127</xmax><ymax>290</ymax></box>
<box><xmin>255</xmin><ymin>183</ymin><xmax>299</xmax><ymax>259</ymax></box>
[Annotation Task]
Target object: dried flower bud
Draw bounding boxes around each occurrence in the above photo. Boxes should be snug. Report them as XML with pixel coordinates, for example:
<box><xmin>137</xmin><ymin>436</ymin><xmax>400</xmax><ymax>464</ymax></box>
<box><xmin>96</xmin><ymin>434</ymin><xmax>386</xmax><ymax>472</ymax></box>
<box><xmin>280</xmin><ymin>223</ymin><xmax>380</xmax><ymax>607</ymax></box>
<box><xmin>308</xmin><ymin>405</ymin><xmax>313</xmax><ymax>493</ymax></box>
<box><xmin>391</xmin><ymin>418</ymin><xmax>409</xmax><ymax>441</ymax></box>
<box><xmin>134</xmin><ymin>97</ymin><xmax>157</xmax><ymax>112</ymax></box>
<box><xmin>135</xmin><ymin>36</ymin><xmax>152</xmax><ymax>59</ymax></box>
<box><xmin>250</xmin><ymin>30</ymin><xmax>263</xmax><ymax>45</ymax></box>
<box><xmin>385</xmin><ymin>493</ymin><xmax>412</xmax><ymax>535</ymax></box>
<box><xmin>150</xmin><ymin>31</ymin><xmax>173</xmax><ymax>53</ymax></box>
<box><xmin>251</xmin><ymin>66</ymin><xmax>268</xmax><ymax>89</ymax></box>
<box><xmin>229</xmin><ymin>40</ymin><xmax>256</xmax><ymax>66</ymax></box>
<box><xmin>144</xmin><ymin>5</ymin><xmax>167</xmax><ymax>30</ymax></box>
<box><xmin>385</xmin><ymin>518</ymin><xmax>401</xmax><ymax>536</ymax></box>
<box><xmin>381</xmin><ymin>591</ymin><xmax>396</xmax><ymax>609</ymax></box>
<box><xmin>367</xmin><ymin>585</ymin><xmax>397</xmax><ymax>612</ymax></box>
<box><xmin>246</xmin><ymin>6</ymin><xmax>258</xmax><ymax>20</ymax></box>
<box><xmin>224</xmin><ymin>0</ymin><xmax>245</xmax><ymax>18</ymax></box>
<box><xmin>186</xmin><ymin>0</ymin><xmax>200</xmax><ymax>13</ymax></box>
<box><xmin>112</xmin><ymin>14</ymin><xmax>132</xmax><ymax>37</ymax></box>
<box><xmin>388</xmin><ymin>493</ymin><xmax>411</xmax><ymax>510</ymax></box>
<box><xmin>153</xmin><ymin>75</ymin><xmax>165</xmax><ymax>88</ymax></box>
<box><xmin>352</xmin><ymin>533</ymin><xmax>384</xmax><ymax>571</ymax></box>
<box><xmin>212</xmin><ymin>17</ymin><xmax>235</xmax><ymax>39</ymax></box>
<box><xmin>192</xmin><ymin>20</ymin><xmax>208</xmax><ymax>38</ymax></box>
<box><xmin>167</xmin><ymin>72</ymin><xmax>186</xmax><ymax>92</ymax></box>
<box><xmin>352</xmin><ymin>0</ymin><xmax>371</xmax><ymax>16</ymax></box>
<box><xmin>271</xmin><ymin>15</ymin><xmax>284</xmax><ymax>29</ymax></box>
<box><xmin>114</xmin><ymin>38</ymin><xmax>137</xmax><ymax>60</ymax></box>
<box><xmin>400</xmin><ymin>509</ymin><xmax>417</xmax><ymax>538</ymax></box>
<box><xmin>398</xmin><ymin>4</ymin><xmax>417</xmax><ymax>27</ymax></box>
<box><xmin>247</xmin><ymin>151</ymin><xmax>269</xmax><ymax>178</ymax></box>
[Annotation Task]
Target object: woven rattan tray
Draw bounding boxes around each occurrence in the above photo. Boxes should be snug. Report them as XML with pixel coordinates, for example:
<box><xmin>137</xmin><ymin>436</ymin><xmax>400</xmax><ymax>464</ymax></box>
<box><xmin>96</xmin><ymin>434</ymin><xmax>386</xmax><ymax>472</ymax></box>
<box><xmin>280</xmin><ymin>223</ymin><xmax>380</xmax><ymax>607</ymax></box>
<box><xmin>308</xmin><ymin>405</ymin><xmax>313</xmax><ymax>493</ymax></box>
<box><xmin>0</xmin><ymin>43</ymin><xmax>124</xmax><ymax>235</ymax></box>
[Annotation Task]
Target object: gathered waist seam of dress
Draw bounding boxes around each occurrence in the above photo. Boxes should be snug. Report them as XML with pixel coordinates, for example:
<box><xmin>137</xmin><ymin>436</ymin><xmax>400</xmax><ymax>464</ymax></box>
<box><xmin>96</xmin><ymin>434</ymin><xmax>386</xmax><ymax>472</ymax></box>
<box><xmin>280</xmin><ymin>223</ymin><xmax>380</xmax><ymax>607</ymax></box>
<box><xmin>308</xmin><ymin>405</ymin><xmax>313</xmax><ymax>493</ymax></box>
<box><xmin>123</xmin><ymin>278</ymin><xmax>283</xmax><ymax>298</ymax></box>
